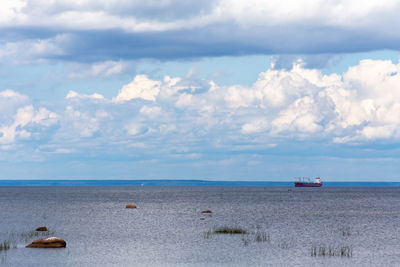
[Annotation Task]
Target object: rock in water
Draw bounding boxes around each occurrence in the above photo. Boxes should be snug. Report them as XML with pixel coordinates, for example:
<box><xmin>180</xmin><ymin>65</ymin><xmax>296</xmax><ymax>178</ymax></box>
<box><xmin>126</xmin><ymin>203</ymin><xmax>137</xmax><ymax>208</ymax></box>
<box><xmin>26</xmin><ymin>237</ymin><xmax>66</xmax><ymax>248</ymax></box>
<box><xmin>201</xmin><ymin>210</ymin><xmax>212</xmax><ymax>214</ymax></box>
<box><xmin>35</xmin><ymin>226</ymin><xmax>48</xmax><ymax>231</ymax></box>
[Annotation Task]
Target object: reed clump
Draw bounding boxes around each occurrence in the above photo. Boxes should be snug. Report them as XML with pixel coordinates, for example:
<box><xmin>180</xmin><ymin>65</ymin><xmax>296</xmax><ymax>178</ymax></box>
<box><xmin>0</xmin><ymin>228</ymin><xmax>54</xmax><ymax>252</ymax></box>
<box><xmin>203</xmin><ymin>230</ymin><xmax>213</xmax><ymax>239</ymax></box>
<box><xmin>340</xmin><ymin>226</ymin><xmax>351</xmax><ymax>237</ymax></box>
<box><xmin>311</xmin><ymin>245</ymin><xmax>352</xmax><ymax>257</ymax></box>
<box><xmin>214</xmin><ymin>227</ymin><xmax>248</xmax><ymax>235</ymax></box>
<box><xmin>203</xmin><ymin>227</ymin><xmax>248</xmax><ymax>240</ymax></box>
<box><xmin>203</xmin><ymin>226</ymin><xmax>272</xmax><ymax>247</ymax></box>
<box><xmin>241</xmin><ymin>236</ymin><xmax>251</xmax><ymax>246</ymax></box>
<box><xmin>278</xmin><ymin>241</ymin><xmax>290</xmax><ymax>249</ymax></box>
<box><xmin>0</xmin><ymin>240</ymin><xmax>16</xmax><ymax>252</ymax></box>
<box><xmin>254</xmin><ymin>231</ymin><xmax>270</xmax><ymax>242</ymax></box>
<box><xmin>0</xmin><ymin>241</ymin><xmax>10</xmax><ymax>252</ymax></box>
<box><xmin>20</xmin><ymin>231</ymin><xmax>40</xmax><ymax>240</ymax></box>
<box><xmin>19</xmin><ymin>230</ymin><xmax>53</xmax><ymax>242</ymax></box>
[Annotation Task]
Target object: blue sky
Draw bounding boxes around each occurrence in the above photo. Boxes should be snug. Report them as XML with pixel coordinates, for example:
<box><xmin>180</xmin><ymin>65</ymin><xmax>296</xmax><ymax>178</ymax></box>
<box><xmin>1</xmin><ymin>0</ymin><xmax>400</xmax><ymax>181</ymax></box>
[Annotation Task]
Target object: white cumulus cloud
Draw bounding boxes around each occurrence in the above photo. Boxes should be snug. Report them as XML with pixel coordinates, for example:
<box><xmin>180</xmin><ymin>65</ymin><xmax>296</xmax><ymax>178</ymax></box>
<box><xmin>113</xmin><ymin>75</ymin><xmax>161</xmax><ymax>102</ymax></box>
<box><xmin>4</xmin><ymin>58</ymin><xmax>400</xmax><ymax>155</ymax></box>
<box><xmin>66</xmin><ymin>90</ymin><xmax>105</xmax><ymax>100</ymax></box>
<box><xmin>0</xmin><ymin>100</ymin><xmax>58</xmax><ymax>146</ymax></box>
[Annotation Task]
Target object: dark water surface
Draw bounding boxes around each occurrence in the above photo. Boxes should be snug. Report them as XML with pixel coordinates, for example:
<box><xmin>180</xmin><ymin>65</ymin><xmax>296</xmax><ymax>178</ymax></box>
<box><xmin>1</xmin><ymin>186</ymin><xmax>400</xmax><ymax>266</ymax></box>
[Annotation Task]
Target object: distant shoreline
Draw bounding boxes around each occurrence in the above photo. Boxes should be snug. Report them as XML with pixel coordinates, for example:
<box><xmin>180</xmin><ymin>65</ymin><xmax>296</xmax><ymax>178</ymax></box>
<box><xmin>0</xmin><ymin>180</ymin><xmax>399</xmax><ymax>187</ymax></box>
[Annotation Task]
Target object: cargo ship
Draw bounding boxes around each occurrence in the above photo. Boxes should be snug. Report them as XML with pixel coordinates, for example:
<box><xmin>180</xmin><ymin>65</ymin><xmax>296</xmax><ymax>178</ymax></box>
<box><xmin>294</xmin><ymin>177</ymin><xmax>322</xmax><ymax>187</ymax></box>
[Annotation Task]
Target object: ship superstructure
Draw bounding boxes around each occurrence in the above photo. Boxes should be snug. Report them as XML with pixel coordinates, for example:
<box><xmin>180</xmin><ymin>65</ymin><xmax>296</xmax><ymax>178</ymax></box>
<box><xmin>294</xmin><ymin>177</ymin><xmax>322</xmax><ymax>187</ymax></box>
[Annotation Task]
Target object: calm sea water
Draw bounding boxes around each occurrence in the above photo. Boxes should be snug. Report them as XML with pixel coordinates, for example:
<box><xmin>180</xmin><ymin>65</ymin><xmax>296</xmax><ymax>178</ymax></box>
<box><xmin>1</xmin><ymin>186</ymin><xmax>400</xmax><ymax>266</ymax></box>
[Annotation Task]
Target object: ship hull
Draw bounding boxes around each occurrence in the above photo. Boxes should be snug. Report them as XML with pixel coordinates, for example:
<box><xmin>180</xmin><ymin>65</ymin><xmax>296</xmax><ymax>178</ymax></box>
<box><xmin>294</xmin><ymin>182</ymin><xmax>322</xmax><ymax>187</ymax></box>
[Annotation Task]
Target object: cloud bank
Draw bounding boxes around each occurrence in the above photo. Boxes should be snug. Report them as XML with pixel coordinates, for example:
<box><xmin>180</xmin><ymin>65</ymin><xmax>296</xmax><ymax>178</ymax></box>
<box><xmin>1</xmin><ymin>0</ymin><xmax>400</xmax><ymax>63</ymax></box>
<box><xmin>2</xmin><ymin>59</ymin><xmax>400</xmax><ymax>158</ymax></box>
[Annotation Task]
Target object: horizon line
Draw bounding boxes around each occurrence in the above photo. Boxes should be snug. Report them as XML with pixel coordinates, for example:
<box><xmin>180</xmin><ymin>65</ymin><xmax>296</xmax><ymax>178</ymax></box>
<box><xmin>0</xmin><ymin>179</ymin><xmax>399</xmax><ymax>182</ymax></box>
<box><xmin>0</xmin><ymin>179</ymin><xmax>400</xmax><ymax>187</ymax></box>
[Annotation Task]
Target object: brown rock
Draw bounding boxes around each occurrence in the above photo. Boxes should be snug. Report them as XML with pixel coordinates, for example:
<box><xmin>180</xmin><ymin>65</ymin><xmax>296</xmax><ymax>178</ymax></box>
<box><xmin>35</xmin><ymin>226</ymin><xmax>48</xmax><ymax>231</ymax></box>
<box><xmin>201</xmin><ymin>210</ymin><xmax>212</xmax><ymax>214</ymax></box>
<box><xmin>26</xmin><ymin>237</ymin><xmax>66</xmax><ymax>248</ymax></box>
<box><xmin>126</xmin><ymin>203</ymin><xmax>137</xmax><ymax>209</ymax></box>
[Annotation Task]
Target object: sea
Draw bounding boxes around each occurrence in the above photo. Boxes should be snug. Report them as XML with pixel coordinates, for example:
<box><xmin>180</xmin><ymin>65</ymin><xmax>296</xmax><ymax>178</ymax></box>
<box><xmin>1</xmin><ymin>181</ymin><xmax>400</xmax><ymax>266</ymax></box>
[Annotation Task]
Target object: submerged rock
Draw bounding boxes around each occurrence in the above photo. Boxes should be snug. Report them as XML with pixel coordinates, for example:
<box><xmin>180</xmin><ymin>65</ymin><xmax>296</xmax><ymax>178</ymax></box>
<box><xmin>201</xmin><ymin>210</ymin><xmax>212</xmax><ymax>214</ymax></box>
<box><xmin>35</xmin><ymin>226</ymin><xmax>48</xmax><ymax>231</ymax></box>
<box><xmin>126</xmin><ymin>203</ymin><xmax>137</xmax><ymax>209</ymax></box>
<box><xmin>26</xmin><ymin>237</ymin><xmax>66</xmax><ymax>248</ymax></box>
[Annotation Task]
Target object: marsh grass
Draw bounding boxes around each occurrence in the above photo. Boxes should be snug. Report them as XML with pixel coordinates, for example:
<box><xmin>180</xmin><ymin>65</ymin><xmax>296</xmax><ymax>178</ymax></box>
<box><xmin>241</xmin><ymin>236</ymin><xmax>251</xmax><ymax>246</ymax></box>
<box><xmin>203</xmin><ymin>230</ymin><xmax>213</xmax><ymax>239</ymax></box>
<box><xmin>0</xmin><ymin>229</ymin><xmax>54</xmax><ymax>252</ymax></box>
<box><xmin>1</xmin><ymin>254</ymin><xmax>7</xmax><ymax>264</ymax></box>
<box><xmin>0</xmin><ymin>239</ymin><xmax>16</xmax><ymax>252</ymax></box>
<box><xmin>254</xmin><ymin>231</ymin><xmax>270</xmax><ymax>242</ymax></box>
<box><xmin>278</xmin><ymin>241</ymin><xmax>290</xmax><ymax>249</ymax></box>
<box><xmin>203</xmin><ymin>227</ymin><xmax>248</xmax><ymax>241</ymax></box>
<box><xmin>0</xmin><ymin>241</ymin><xmax>11</xmax><ymax>251</ymax></box>
<box><xmin>17</xmin><ymin>229</ymin><xmax>54</xmax><ymax>242</ymax></box>
<box><xmin>20</xmin><ymin>231</ymin><xmax>40</xmax><ymax>239</ymax></box>
<box><xmin>204</xmin><ymin>226</ymin><xmax>271</xmax><ymax>247</ymax></box>
<box><xmin>311</xmin><ymin>245</ymin><xmax>352</xmax><ymax>257</ymax></box>
<box><xmin>214</xmin><ymin>227</ymin><xmax>248</xmax><ymax>235</ymax></box>
<box><xmin>340</xmin><ymin>226</ymin><xmax>351</xmax><ymax>237</ymax></box>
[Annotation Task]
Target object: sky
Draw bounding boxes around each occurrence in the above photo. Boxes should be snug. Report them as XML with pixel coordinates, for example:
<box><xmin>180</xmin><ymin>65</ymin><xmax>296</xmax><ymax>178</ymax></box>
<box><xmin>1</xmin><ymin>0</ymin><xmax>400</xmax><ymax>181</ymax></box>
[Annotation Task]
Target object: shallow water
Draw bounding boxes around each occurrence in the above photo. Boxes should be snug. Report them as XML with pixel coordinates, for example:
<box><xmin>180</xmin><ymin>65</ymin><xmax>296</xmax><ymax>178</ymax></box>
<box><xmin>1</xmin><ymin>186</ymin><xmax>400</xmax><ymax>266</ymax></box>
